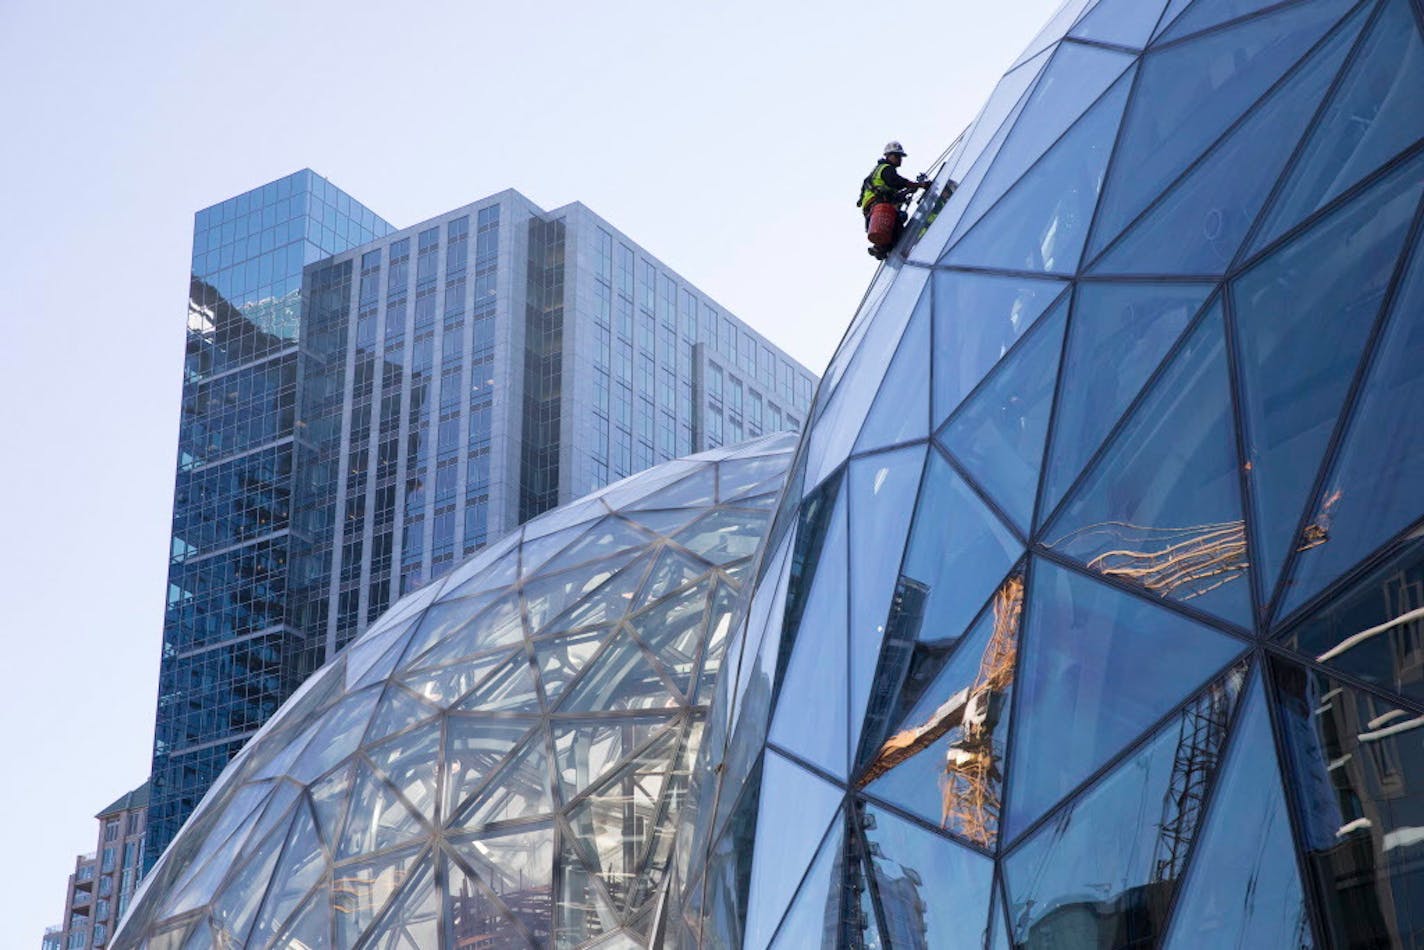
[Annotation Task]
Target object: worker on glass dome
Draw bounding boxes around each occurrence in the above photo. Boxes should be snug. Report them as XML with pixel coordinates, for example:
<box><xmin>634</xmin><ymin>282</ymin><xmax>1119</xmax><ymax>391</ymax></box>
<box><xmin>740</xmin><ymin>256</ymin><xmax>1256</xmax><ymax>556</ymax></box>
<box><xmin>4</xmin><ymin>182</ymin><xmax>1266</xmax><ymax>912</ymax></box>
<box><xmin>858</xmin><ymin>140</ymin><xmax>931</xmax><ymax>260</ymax></box>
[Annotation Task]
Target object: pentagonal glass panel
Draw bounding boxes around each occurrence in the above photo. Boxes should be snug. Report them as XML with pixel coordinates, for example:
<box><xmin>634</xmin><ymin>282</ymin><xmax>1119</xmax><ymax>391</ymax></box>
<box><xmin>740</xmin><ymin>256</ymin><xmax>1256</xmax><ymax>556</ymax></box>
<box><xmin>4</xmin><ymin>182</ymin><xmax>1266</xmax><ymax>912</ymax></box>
<box><xmin>943</xmin><ymin>68</ymin><xmax>1133</xmax><ymax>274</ymax></box>
<box><xmin>1235</xmin><ymin>148</ymin><xmax>1422</xmax><ymax>608</ymax></box>
<box><xmin>930</xmin><ymin>270</ymin><xmax>1067</xmax><ymax>427</ymax></box>
<box><xmin>1091</xmin><ymin>7</ymin><xmax>1365</xmax><ymax>275</ymax></box>
<box><xmin>853</xmin><ymin>281</ymin><xmax>931</xmax><ymax>455</ymax></box>
<box><xmin>1069</xmin><ymin>0</ymin><xmax>1169</xmax><ymax>47</ymax></box>
<box><xmin>1162</xmin><ymin>671</ymin><xmax>1314</xmax><ymax>949</ymax></box>
<box><xmin>847</xmin><ymin>445</ymin><xmax>929</xmax><ymax>754</ymax></box>
<box><xmin>331</xmin><ymin>844</ymin><xmax>427</xmax><ymax>947</ymax></box>
<box><xmin>1252</xmin><ymin>0</ymin><xmax>1424</xmax><ymax>254</ymax></box>
<box><xmin>769</xmin><ymin>481</ymin><xmax>850</xmax><ymax>778</ymax></box>
<box><xmin>767</xmin><ymin>816</ymin><xmax>844</xmax><ymax>948</ymax></box>
<box><xmin>954</xmin><ymin>43</ymin><xmax>1136</xmax><ymax>245</ymax></box>
<box><xmin>1007</xmin><ymin>559</ymin><xmax>1246</xmax><ymax>841</ymax></box>
<box><xmin>449</xmin><ymin>825</ymin><xmax>555</xmax><ymax>942</ymax></box>
<box><xmin>1272</xmin><ymin>659</ymin><xmax>1424</xmax><ymax>948</ymax></box>
<box><xmin>861</xmin><ymin>568</ymin><xmax>1023</xmax><ymax>850</ymax></box>
<box><xmin>941</xmin><ymin>297</ymin><xmax>1067</xmax><ymax>532</ymax></box>
<box><xmin>1040</xmin><ymin>281</ymin><xmax>1209</xmax><ymax>518</ymax></box>
<box><xmin>1005</xmin><ymin>661</ymin><xmax>1245</xmax><ymax>948</ymax></box>
<box><xmin>1089</xmin><ymin>0</ymin><xmax>1354</xmax><ymax>257</ymax></box>
<box><xmin>860</xmin><ymin>801</ymin><xmax>995</xmax><ymax>947</ymax></box>
<box><xmin>1278</xmin><ymin>194</ymin><xmax>1424</xmax><ymax>620</ymax></box>
<box><xmin>741</xmin><ymin>752</ymin><xmax>843</xmax><ymax>950</ymax></box>
<box><xmin>441</xmin><ymin>718</ymin><xmax>536</xmax><ymax>819</ymax></box>
<box><xmin>1045</xmin><ymin>303</ymin><xmax>1254</xmax><ymax>629</ymax></box>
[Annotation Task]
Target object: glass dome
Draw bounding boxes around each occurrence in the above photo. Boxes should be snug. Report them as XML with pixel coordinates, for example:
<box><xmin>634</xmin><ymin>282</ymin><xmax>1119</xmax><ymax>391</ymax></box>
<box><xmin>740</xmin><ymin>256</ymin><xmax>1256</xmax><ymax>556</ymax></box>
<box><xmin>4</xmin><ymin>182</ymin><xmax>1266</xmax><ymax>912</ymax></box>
<box><xmin>113</xmin><ymin>434</ymin><xmax>795</xmax><ymax>949</ymax></box>
<box><xmin>679</xmin><ymin>0</ymin><xmax>1424</xmax><ymax>947</ymax></box>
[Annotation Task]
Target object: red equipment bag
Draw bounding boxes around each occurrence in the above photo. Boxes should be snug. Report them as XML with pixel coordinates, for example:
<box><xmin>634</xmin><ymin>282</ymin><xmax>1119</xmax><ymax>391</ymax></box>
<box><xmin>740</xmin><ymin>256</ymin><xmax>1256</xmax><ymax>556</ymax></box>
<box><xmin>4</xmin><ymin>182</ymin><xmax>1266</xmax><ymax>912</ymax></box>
<box><xmin>867</xmin><ymin>202</ymin><xmax>899</xmax><ymax>247</ymax></box>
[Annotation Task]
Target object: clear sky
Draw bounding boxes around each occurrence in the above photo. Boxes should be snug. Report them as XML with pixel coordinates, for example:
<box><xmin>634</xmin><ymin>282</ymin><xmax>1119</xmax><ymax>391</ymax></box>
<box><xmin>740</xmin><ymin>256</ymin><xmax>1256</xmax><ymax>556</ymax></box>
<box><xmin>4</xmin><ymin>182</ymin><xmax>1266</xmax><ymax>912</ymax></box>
<box><xmin>0</xmin><ymin>0</ymin><xmax>1059</xmax><ymax>939</ymax></box>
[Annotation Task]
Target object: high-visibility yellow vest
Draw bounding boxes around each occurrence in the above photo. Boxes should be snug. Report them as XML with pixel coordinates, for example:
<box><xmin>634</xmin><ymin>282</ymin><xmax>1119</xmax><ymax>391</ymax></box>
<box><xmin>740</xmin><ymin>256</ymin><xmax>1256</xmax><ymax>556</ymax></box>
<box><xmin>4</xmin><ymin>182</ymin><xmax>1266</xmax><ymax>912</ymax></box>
<box><xmin>858</xmin><ymin>162</ymin><xmax>896</xmax><ymax>210</ymax></box>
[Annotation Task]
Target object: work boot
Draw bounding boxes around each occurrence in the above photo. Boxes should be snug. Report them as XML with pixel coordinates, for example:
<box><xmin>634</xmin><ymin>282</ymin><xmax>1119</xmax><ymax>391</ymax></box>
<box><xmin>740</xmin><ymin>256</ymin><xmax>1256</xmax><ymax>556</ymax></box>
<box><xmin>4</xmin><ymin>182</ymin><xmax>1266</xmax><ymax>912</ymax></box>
<box><xmin>868</xmin><ymin>246</ymin><xmax>887</xmax><ymax>260</ymax></box>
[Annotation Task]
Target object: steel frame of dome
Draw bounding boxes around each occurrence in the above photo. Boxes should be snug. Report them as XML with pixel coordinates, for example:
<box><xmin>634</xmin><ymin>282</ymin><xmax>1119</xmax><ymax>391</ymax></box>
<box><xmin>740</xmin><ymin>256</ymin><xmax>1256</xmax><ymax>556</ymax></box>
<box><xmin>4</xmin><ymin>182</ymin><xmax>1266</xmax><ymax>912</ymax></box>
<box><xmin>678</xmin><ymin>0</ymin><xmax>1424</xmax><ymax>947</ymax></box>
<box><xmin>111</xmin><ymin>435</ymin><xmax>795</xmax><ymax>950</ymax></box>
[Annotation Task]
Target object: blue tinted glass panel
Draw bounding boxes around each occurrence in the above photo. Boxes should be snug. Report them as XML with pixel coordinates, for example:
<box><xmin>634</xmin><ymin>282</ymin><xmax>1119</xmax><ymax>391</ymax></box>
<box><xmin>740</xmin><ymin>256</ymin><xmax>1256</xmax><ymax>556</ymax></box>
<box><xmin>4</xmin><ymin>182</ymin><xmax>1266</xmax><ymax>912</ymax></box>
<box><xmin>1007</xmin><ymin>559</ymin><xmax>1245</xmax><ymax>841</ymax></box>
<box><xmin>1005</xmin><ymin>660</ymin><xmax>1245</xmax><ymax>946</ymax></box>
<box><xmin>1162</xmin><ymin>0</ymin><xmax>1298</xmax><ymax>40</ymax></box>
<box><xmin>1091</xmin><ymin>9</ymin><xmax>1362</xmax><ymax>275</ymax></box>
<box><xmin>847</xmin><ymin>446</ymin><xmax>928</xmax><ymax>755</ymax></box>
<box><xmin>742</xmin><ymin>752</ymin><xmax>843</xmax><ymax>949</ymax></box>
<box><xmin>1272</xmin><ymin>660</ymin><xmax>1424</xmax><ymax>948</ymax></box>
<box><xmin>854</xmin><ymin>282</ymin><xmax>930</xmax><ymax>454</ymax></box>
<box><xmin>1252</xmin><ymin>0</ymin><xmax>1424</xmax><ymax>254</ymax></box>
<box><xmin>767</xmin><ymin>817</ymin><xmax>844</xmax><ymax>948</ymax></box>
<box><xmin>954</xmin><ymin>43</ymin><xmax>1136</xmax><ymax>244</ymax></box>
<box><xmin>1090</xmin><ymin>0</ymin><xmax>1354</xmax><ymax>257</ymax></box>
<box><xmin>1041</xmin><ymin>282</ymin><xmax>1209</xmax><ymax>519</ymax></box>
<box><xmin>944</xmin><ymin>69</ymin><xmax>1134</xmax><ymax>274</ymax></box>
<box><xmin>1070</xmin><ymin>0</ymin><xmax>1170</xmax><ymax>47</ymax></box>
<box><xmin>1235</xmin><ymin>149</ymin><xmax>1422</xmax><ymax>610</ymax></box>
<box><xmin>1045</xmin><ymin>304</ymin><xmax>1253</xmax><ymax>628</ymax></box>
<box><xmin>1163</xmin><ymin>672</ymin><xmax>1314</xmax><ymax>949</ymax></box>
<box><xmin>941</xmin><ymin>299</ymin><xmax>1067</xmax><ymax>532</ymax></box>
<box><xmin>769</xmin><ymin>486</ymin><xmax>850</xmax><ymax>778</ymax></box>
<box><xmin>1281</xmin><ymin>221</ymin><xmax>1424</xmax><ymax>618</ymax></box>
<box><xmin>931</xmin><ymin>271</ymin><xmax>1066</xmax><ymax>426</ymax></box>
<box><xmin>861</xmin><ymin>802</ymin><xmax>995</xmax><ymax>948</ymax></box>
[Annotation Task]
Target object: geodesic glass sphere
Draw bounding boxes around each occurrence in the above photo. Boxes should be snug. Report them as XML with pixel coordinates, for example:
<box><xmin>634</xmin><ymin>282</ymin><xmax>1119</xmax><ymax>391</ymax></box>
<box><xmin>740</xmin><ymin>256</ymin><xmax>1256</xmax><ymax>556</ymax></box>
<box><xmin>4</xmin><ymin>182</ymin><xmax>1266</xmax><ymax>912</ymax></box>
<box><xmin>679</xmin><ymin>0</ymin><xmax>1424</xmax><ymax>946</ymax></box>
<box><xmin>113</xmin><ymin>435</ymin><xmax>794</xmax><ymax>949</ymax></box>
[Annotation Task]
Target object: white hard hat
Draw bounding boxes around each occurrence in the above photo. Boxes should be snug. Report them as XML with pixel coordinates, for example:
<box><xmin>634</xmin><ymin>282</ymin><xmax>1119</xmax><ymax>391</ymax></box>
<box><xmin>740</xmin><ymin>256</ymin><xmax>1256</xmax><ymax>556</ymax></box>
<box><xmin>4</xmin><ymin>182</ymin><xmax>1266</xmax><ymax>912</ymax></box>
<box><xmin>883</xmin><ymin>140</ymin><xmax>907</xmax><ymax>156</ymax></box>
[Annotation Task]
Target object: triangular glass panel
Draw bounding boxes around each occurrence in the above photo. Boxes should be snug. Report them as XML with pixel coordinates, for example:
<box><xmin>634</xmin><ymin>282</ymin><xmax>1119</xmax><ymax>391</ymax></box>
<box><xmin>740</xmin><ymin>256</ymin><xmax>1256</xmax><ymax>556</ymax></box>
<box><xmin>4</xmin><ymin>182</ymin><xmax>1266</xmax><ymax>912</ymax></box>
<box><xmin>519</xmin><ymin>522</ymin><xmax>595</xmax><ymax>579</ymax></box>
<box><xmin>987</xmin><ymin>878</ymin><xmax>1010</xmax><ymax>950</ymax></box>
<box><xmin>346</xmin><ymin>615</ymin><xmax>420</xmax><ymax>689</ymax></box>
<box><xmin>360</xmin><ymin>859</ymin><xmax>441</xmax><ymax>949</ymax></box>
<box><xmin>444</xmin><ymin>846</ymin><xmax>539</xmax><ymax>947</ymax></box>
<box><xmin>442</xmin><ymin>718</ymin><xmax>538</xmax><ymax>820</ymax></box>
<box><xmin>397</xmin><ymin>589</ymin><xmax>501</xmax><ymax>665</ymax></box>
<box><xmin>1089</xmin><ymin>0</ymin><xmax>1355</xmax><ymax>257</ymax></box>
<box><xmin>931</xmin><ymin>270</ymin><xmax>1067</xmax><ymax>427</ymax></box>
<box><xmin>337</xmin><ymin>762</ymin><xmax>427</xmax><ymax>860</ymax></box>
<box><xmin>1252</xmin><ymin>0</ymin><xmax>1424</xmax><ymax>254</ymax></box>
<box><xmin>208</xmin><ymin>809</ymin><xmax>291</xmax><ymax>944</ymax></box>
<box><xmin>1271</xmin><ymin>659</ymin><xmax>1424</xmax><ymax>948</ymax></box>
<box><xmin>848</xmin><ymin>445</ymin><xmax>929</xmax><ymax>756</ymax></box>
<box><xmin>628</xmin><ymin>584</ymin><xmax>712</xmax><ymax>696</ymax></box>
<box><xmin>861</xmin><ymin>568</ymin><xmax>1024</xmax><ymax>851</ymax></box>
<box><xmin>1235</xmin><ymin>148</ymin><xmax>1422</xmax><ymax>608</ymax></box>
<box><xmin>270</xmin><ymin>889</ymin><xmax>332</xmax><ymax>950</ymax></box>
<box><xmin>332</xmin><ymin>844</ymin><xmax>428</xmax><ymax>947</ymax></box>
<box><xmin>540</xmin><ymin>553</ymin><xmax>654</xmax><ymax>635</ymax></box>
<box><xmin>1004</xmin><ymin>660</ymin><xmax>1246</xmax><ymax>947</ymax></box>
<box><xmin>853</xmin><ymin>280</ymin><xmax>931</xmax><ymax>454</ymax></box>
<box><xmin>1092</xmin><ymin>6</ymin><xmax>1366</xmax><ymax>275</ymax></box>
<box><xmin>558</xmin><ymin>629</ymin><xmax>679</xmax><ymax>713</ymax></box>
<box><xmin>365</xmin><ymin>720</ymin><xmax>440</xmax><ymax>821</ymax></box>
<box><xmin>1278</xmin><ymin>206</ymin><xmax>1424</xmax><ymax>619</ymax></box>
<box><xmin>1040</xmin><ymin>281</ymin><xmax>1209</xmax><ymax>518</ymax></box>
<box><xmin>245</xmin><ymin>801</ymin><xmax>326</xmax><ymax>948</ymax></box>
<box><xmin>672</xmin><ymin>507</ymin><xmax>770</xmax><ymax>565</ymax></box>
<box><xmin>1152</xmin><ymin>0</ymin><xmax>1194</xmax><ymax>37</ymax></box>
<box><xmin>599</xmin><ymin>458</ymin><xmax>698</xmax><ymax>510</ymax></box>
<box><xmin>767</xmin><ymin>816</ymin><xmax>844</xmax><ymax>948</ymax></box>
<box><xmin>769</xmin><ymin>485</ymin><xmax>850</xmax><ymax>778</ymax></box>
<box><xmin>285</xmin><ymin>687</ymin><xmax>384</xmax><ymax>784</ymax></box>
<box><xmin>1162</xmin><ymin>671</ymin><xmax>1315</xmax><ymax>949</ymax></box>
<box><xmin>398</xmin><ymin>649</ymin><xmax>514</xmax><ymax>708</ymax></box>
<box><xmin>742</xmin><ymin>752</ymin><xmax>844</xmax><ymax>949</ymax></box>
<box><xmin>1045</xmin><ymin>303</ymin><xmax>1253</xmax><ymax>628</ymax></box>
<box><xmin>452</xmin><ymin>650</ymin><xmax>542</xmax><ymax>713</ymax></box>
<box><xmin>555</xmin><ymin>826</ymin><xmax>621</xmax><ymax>947</ymax></box>
<box><xmin>365</xmin><ymin>684</ymin><xmax>442</xmax><ymax>743</ymax></box>
<box><xmin>408</xmin><ymin>592</ymin><xmax>524</xmax><ymax>670</ymax></box>
<box><xmin>861</xmin><ymin>801</ymin><xmax>996</xmax><ymax>946</ymax></box>
<box><xmin>940</xmin><ymin>297</ymin><xmax>1068</xmax><ymax>532</ymax></box>
<box><xmin>449</xmin><ymin>825</ymin><xmax>555</xmax><ymax>941</ymax></box>
<box><xmin>615</xmin><ymin>506</ymin><xmax>701</xmax><ymax>539</ymax></box>
<box><xmin>1069</xmin><ymin>0</ymin><xmax>1170</xmax><ymax>47</ymax></box>
<box><xmin>944</xmin><ymin>67</ymin><xmax>1134</xmax><ymax>274</ymax></box>
<box><xmin>308</xmin><ymin>764</ymin><xmax>355</xmax><ymax>853</ymax></box>
<box><xmin>448</xmin><ymin>732</ymin><xmax>554</xmax><ymax>829</ymax></box>
<box><xmin>553</xmin><ymin>716</ymin><xmax>677</xmax><ymax>800</ymax></box>
<box><xmin>717</xmin><ymin>452</ymin><xmax>792</xmax><ymax>501</ymax></box>
<box><xmin>954</xmin><ymin>43</ymin><xmax>1137</xmax><ymax>245</ymax></box>
<box><xmin>540</xmin><ymin>518</ymin><xmax>652</xmax><ymax>575</ymax></box>
<box><xmin>636</xmin><ymin>548</ymin><xmax>710</xmax><ymax>610</ymax></box>
<box><xmin>1006</xmin><ymin>559</ymin><xmax>1247</xmax><ymax>841</ymax></box>
<box><xmin>1009</xmin><ymin>0</ymin><xmax>1098</xmax><ymax>68</ymax></box>
<box><xmin>524</xmin><ymin>560</ymin><xmax>623</xmax><ymax>635</ymax></box>
<box><xmin>534</xmin><ymin>627</ymin><xmax>613</xmax><ymax>707</ymax></box>
<box><xmin>624</xmin><ymin>469</ymin><xmax>717</xmax><ymax>512</ymax></box>
<box><xmin>1162</xmin><ymin>0</ymin><xmax>1301</xmax><ymax>41</ymax></box>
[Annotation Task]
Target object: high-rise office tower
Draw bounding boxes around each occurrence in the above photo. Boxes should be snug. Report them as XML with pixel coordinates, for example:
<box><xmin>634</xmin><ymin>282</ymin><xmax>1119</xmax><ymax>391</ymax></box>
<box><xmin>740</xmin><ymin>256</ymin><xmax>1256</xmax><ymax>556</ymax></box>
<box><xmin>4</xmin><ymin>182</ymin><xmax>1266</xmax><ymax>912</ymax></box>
<box><xmin>147</xmin><ymin>173</ymin><xmax>816</xmax><ymax>869</ymax></box>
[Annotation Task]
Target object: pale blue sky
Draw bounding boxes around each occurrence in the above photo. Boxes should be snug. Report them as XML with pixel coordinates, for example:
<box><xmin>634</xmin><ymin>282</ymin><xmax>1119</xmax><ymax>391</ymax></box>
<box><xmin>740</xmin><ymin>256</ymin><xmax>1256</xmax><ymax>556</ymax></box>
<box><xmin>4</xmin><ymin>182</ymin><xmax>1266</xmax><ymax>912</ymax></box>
<box><xmin>0</xmin><ymin>0</ymin><xmax>1058</xmax><ymax>939</ymax></box>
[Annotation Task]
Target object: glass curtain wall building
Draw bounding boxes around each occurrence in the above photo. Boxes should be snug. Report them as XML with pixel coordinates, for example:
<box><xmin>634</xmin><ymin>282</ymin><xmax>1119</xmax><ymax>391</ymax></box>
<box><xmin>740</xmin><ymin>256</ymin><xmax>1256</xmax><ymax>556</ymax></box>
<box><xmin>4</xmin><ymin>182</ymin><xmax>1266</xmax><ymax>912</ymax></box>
<box><xmin>113</xmin><ymin>437</ymin><xmax>793</xmax><ymax>950</ymax></box>
<box><xmin>680</xmin><ymin>0</ymin><xmax>1424</xmax><ymax>947</ymax></box>
<box><xmin>149</xmin><ymin>177</ymin><xmax>815</xmax><ymax>870</ymax></box>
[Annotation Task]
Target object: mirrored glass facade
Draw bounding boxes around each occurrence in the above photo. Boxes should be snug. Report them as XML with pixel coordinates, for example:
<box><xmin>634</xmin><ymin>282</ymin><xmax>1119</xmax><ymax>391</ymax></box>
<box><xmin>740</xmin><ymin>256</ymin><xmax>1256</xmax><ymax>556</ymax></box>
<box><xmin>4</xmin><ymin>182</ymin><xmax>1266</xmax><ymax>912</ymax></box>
<box><xmin>115</xmin><ymin>436</ymin><xmax>794</xmax><ymax>949</ymax></box>
<box><xmin>680</xmin><ymin>0</ymin><xmax>1424</xmax><ymax>946</ymax></box>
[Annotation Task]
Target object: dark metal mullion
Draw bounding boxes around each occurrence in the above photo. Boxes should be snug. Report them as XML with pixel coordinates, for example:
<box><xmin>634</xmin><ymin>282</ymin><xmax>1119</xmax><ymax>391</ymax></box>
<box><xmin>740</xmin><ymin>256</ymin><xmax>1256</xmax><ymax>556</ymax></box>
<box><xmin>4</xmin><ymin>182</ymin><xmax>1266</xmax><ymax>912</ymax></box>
<box><xmin>1083</xmin><ymin>0</ymin><xmax>1375</xmax><ymax>274</ymax></box>
<box><xmin>1029</xmin><ymin>281</ymin><xmax>1081</xmax><ymax>537</ymax></box>
<box><xmin>1033</xmin><ymin>289</ymin><xmax>1221</xmax><ymax>538</ymax></box>
<box><xmin>935</xmin><ymin>442</ymin><xmax>1032</xmax><ymax>550</ymax></box>
<box><xmin>991</xmin><ymin>554</ymin><xmax>1043</xmax><ymax>860</ymax></box>
<box><xmin>1229</xmin><ymin>0</ymin><xmax>1387</xmax><ymax>272</ymax></box>
<box><xmin>1000</xmin><ymin>648</ymin><xmax>1250</xmax><ymax>859</ymax></box>
<box><xmin>1263</xmin><ymin>192</ymin><xmax>1424</xmax><ymax>628</ymax></box>
<box><xmin>856</xmin><ymin>783</ymin><xmax>995</xmax><ymax>861</ymax></box>
<box><xmin>1218</xmin><ymin>284</ymin><xmax>1266</xmax><ymax>633</ymax></box>
<box><xmin>1059</xmin><ymin>34</ymin><xmax>1141</xmax><ymax>55</ymax></box>
<box><xmin>1261</xmin><ymin>637</ymin><xmax>1424</xmax><ymax>720</ymax></box>
<box><xmin>760</xmin><ymin>801</ymin><xmax>845</xmax><ymax>948</ymax></box>
<box><xmin>440</xmin><ymin>839</ymin><xmax>538</xmax><ymax>946</ymax></box>
<box><xmin>1077</xmin><ymin>38</ymin><xmax>1148</xmax><ymax>264</ymax></box>
<box><xmin>1154</xmin><ymin>0</ymin><xmax>1331</xmax><ymax>50</ymax></box>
